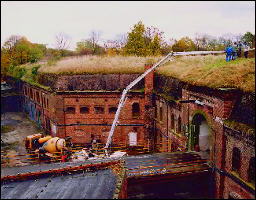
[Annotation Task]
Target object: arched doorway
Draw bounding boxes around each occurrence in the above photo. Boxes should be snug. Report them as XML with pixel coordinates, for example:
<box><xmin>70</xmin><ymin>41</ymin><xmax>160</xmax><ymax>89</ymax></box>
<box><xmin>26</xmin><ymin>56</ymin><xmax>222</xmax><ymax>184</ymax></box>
<box><xmin>189</xmin><ymin>114</ymin><xmax>211</xmax><ymax>158</ymax></box>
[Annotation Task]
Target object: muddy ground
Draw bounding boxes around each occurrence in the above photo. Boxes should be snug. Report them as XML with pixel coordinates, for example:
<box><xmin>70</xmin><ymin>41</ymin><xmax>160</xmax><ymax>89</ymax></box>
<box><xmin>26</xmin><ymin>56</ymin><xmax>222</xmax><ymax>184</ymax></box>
<box><xmin>1</xmin><ymin>112</ymin><xmax>42</xmax><ymax>167</ymax></box>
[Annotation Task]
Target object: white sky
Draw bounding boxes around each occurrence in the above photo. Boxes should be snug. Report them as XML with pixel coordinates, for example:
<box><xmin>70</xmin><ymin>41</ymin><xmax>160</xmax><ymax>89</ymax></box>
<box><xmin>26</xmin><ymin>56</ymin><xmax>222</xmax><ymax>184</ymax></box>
<box><xmin>1</xmin><ymin>1</ymin><xmax>255</xmax><ymax>50</ymax></box>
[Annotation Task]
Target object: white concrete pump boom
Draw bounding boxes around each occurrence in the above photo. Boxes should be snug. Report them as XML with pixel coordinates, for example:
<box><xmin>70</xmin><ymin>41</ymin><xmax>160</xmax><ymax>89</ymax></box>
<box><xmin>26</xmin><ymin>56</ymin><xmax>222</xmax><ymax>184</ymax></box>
<box><xmin>104</xmin><ymin>50</ymin><xmax>224</xmax><ymax>156</ymax></box>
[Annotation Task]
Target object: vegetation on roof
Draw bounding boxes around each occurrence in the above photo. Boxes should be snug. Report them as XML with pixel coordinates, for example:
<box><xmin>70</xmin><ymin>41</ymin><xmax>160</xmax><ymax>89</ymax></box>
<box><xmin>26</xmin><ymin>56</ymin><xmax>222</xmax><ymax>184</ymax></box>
<box><xmin>6</xmin><ymin>63</ymin><xmax>51</xmax><ymax>91</ymax></box>
<box><xmin>38</xmin><ymin>55</ymin><xmax>159</xmax><ymax>75</ymax></box>
<box><xmin>156</xmin><ymin>54</ymin><xmax>255</xmax><ymax>92</ymax></box>
<box><xmin>223</xmin><ymin>119</ymin><xmax>255</xmax><ymax>135</ymax></box>
<box><xmin>6</xmin><ymin>53</ymin><xmax>255</xmax><ymax>93</ymax></box>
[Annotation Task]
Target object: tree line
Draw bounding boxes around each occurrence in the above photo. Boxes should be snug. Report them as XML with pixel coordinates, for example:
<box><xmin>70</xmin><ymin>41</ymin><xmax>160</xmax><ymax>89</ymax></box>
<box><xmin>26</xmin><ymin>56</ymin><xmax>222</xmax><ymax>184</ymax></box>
<box><xmin>1</xmin><ymin>21</ymin><xmax>255</xmax><ymax>76</ymax></box>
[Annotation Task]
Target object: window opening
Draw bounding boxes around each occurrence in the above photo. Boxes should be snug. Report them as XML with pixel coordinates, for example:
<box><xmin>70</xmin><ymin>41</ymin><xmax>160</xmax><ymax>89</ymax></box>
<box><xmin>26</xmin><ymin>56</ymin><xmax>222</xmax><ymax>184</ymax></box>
<box><xmin>66</xmin><ymin>106</ymin><xmax>75</xmax><ymax>114</ymax></box>
<box><xmin>171</xmin><ymin>114</ymin><xmax>175</xmax><ymax>129</ymax></box>
<box><xmin>248</xmin><ymin>157</ymin><xmax>255</xmax><ymax>183</ymax></box>
<box><xmin>94</xmin><ymin>106</ymin><xmax>104</xmax><ymax>114</ymax></box>
<box><xmin>232</xmin><ymin>147</ymin><xmax>241</xmax><ymax>173</ymax></box>
<box><xmin>132</xmin><ymin>103</ymin><xmax>140</xmax><ymax>117</ymax></box>
<box><xmin>80</xmin><ymin>106</ymin><xmax>89</xmax><ymax>114</ymax></box>
<box><xmin>109</xmin><ymin>107</ymin><xmax>117</xmax><ymax>114</ymax></box>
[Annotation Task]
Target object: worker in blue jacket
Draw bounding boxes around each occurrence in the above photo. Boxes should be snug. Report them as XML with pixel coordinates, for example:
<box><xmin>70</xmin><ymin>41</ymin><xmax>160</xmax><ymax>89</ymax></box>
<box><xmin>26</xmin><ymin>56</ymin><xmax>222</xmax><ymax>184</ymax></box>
<box><xmin>225</xmin><ymin>44</ymin><xmax>233</xmax><ymax>62</ymax></box>
<box><xmin>232</xmin><ymin>42</ymin><xmax>238</xmax><ymax>60</ymax></box>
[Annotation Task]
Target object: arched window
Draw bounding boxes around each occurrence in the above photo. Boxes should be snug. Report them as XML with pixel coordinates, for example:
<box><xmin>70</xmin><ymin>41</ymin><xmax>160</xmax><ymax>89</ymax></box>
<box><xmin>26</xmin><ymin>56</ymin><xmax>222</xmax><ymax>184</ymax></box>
<box><xmin>232</xmin><ymin>147</ymin><xmax>241</xmax><ymax>173</ymax></box>
<box><xmin>177</xmin><ymin>116</ymin><xmax>182</xmax><ymax>133</ymax></box>
<box><xmin>154</xmin><ymin>106</ymin><xmax>157</xmax><ymax>118</ymax></box>
<box><xmin>94</xmin><ymin>106</ymin><xmax>104</xmax><ymax>114</ymax></box>
<box><xmin>248</xmin><ymin>157</ymin><xmax>255</xmax><ymax>183</ymax></box>
<box><xmin>159</xmin><ymin>106</ymin><xmax>163</xmax><ymax>121</ymax></box>
<box><xmin>171</xmin><ymin>114</ymin><xmax>175</xmax><ymax>130</ymax></box>
<box><xmin>46</xmin><ymin>98</ymin><xmax>49</xmax><ymax>109</ymax></box>
<box><xmin>80</xmin><ymin>106</ymin><xmax>89</xmax><ymax>114</ymax></box>
<box><xmin>36</xmin><ymin>91</ymin><xmax>40</xmax><ymax>103</ymax></box>
<box><xmin>24</xmin><ymin>87</ymin><xmax>27</xmax><ymax>95</ymax></box>
<box><xmin>30</xmin><ymin>88</ymin><xmax>33</xmax><ymax>99</ymax></box>
<box><xmin>109</xmin><ymin>107</ymin><xmax>117</xmax><ymax>114</ymax></box>
<box><xmin>132</xmin><ymin>103</ymin><xmax>140</xmax><ymax>117</ymax></box>
<box><xmin>66</xmin><ymin>106</ymin><xmax>75</xmax><ymax>114</ymax></box>
<box><xmin>43</xmin><ymin>97</ymin><xmax>45</xmax><ymax>108</ymax></box>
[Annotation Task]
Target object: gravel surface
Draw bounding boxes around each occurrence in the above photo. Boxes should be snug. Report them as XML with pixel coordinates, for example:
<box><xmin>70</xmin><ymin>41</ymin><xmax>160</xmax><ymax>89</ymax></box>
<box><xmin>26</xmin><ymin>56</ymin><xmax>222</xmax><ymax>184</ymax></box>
<box><xmin>1</xmin><ymin>112</ymin><xmax>41</xmax><ymax>167</ymax></box>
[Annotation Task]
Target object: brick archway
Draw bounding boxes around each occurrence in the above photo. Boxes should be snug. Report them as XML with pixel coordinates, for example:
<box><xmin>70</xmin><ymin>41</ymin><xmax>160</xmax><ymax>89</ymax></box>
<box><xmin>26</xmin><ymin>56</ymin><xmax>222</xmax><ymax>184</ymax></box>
<box><xmin>189</xmin><ymin>110</ymin><xmax>213</xmax><ymax>160</ymax></box>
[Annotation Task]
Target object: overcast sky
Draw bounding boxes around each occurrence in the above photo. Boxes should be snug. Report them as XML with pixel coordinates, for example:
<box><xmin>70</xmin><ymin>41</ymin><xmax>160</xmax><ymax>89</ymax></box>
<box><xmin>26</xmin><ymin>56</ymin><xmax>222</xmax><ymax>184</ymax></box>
<box><xmin>1</xmin><ymin>1</ymin><xmax>255</xmax><ymax>50</ymax></box>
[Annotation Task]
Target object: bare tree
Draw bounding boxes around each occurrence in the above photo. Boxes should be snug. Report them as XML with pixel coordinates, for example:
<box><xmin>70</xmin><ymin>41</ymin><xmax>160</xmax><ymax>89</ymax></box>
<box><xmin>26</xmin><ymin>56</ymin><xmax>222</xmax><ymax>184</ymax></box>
<box><xmin>104</xmin><ymin>34</ymin><xmax>127</xmax><ymax>50</ymax></box>
<box><xmin>87</xmin><ymin>31</ymin><xmax>103</xmax><ymax>54</ymax></box>
<box><xmin>194</xmin><ymin>33</ymin><xmax>202</xmax><ymax>51</ymax></box>
<box><xmin>3</xmin><ymin>35</ymin><xmax>22</xmax><ymax>51</ymax></box>
<box><xmin>115</xmin><ymin>33</ymin><xmax>127</xmax><ymax>49</ymax></box>
<box><xmin>55</xmin><ymin>32</ymin><xmax>71</xmax><ymax>51</ymax></box>
<box><xmin>219</xmin><ymin>33</ymin><xmax>242</xmax><ymax>45</ymax></box>
<box><xmin>144</xmin><ymin>26</ymin><xmax>164</xmax><ymax>47</ymax></box>
<box><xmin>194</xmin><ymin>33</ymin><xmax>218</xmax><ymax>50</ymax></box>
<box><xmin>88</xmin><ymin>31</ymin><xmax>102</xmax><ymax>54</ymax></box>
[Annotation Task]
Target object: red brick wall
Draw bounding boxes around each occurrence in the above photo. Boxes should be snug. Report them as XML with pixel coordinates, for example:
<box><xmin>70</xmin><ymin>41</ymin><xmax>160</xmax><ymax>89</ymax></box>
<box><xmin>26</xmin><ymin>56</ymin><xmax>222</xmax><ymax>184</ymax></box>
<box><xmin>22</xmin><ymin>84</ymin><xmax>148</xmax><ymax>147</ymax></box>
<box><xmin>223</xmin><ymin>178</ymin><xmax>255</xmax><ymax>199</ymax></box>
<box><xmin>21</xmin><ymin>65</ymin><xmax>156</xmax><ymax>149</ymax></box>
<box><xmin>154</xmin><ymin>88</ymin><xmax>254</xmax><ymax>198</ymax></box>
<box><xmin>223</xmin><ymin>133</ymin><xmax>255</xmax><ymax>199</ymax></box>
<box><xmin>22</xmin><ymin>83</ymin><xmax>53</xmax><ymax>134</ymax></box>
<box><xmin>154</xmin><ymin>97</ymin><xmax>184</xmax><ymax>152</ymax></box>
<box><xmin>144</xmin><ymin>64</ymin><xmax>155</xmax><ymax>151</ymax></box>
<box><xmin>21</xmin><ymin>74</ymin><xmax>254</xmax><ymax>199</ymax></box>
<box><xmin>54</xmin><ymin>93</ymin><xmax>146</xmax><ymax>145</ymax></box>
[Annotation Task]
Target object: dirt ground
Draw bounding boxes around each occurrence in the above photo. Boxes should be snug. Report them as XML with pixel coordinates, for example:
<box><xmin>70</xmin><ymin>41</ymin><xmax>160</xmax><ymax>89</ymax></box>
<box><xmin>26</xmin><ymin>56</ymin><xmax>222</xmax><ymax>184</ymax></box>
<box><xmin>1</xmin><ymin>112</ymin><xmax>42</xmax><ymax>167</ymax></box>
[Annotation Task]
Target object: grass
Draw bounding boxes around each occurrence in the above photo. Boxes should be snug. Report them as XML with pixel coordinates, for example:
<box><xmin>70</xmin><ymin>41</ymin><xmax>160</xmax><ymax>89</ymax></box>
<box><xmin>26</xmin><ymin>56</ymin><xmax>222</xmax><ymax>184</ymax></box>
<box><xmin>7</xmin><ymin>54</ymin><xmax>255</xmax><ymax>93</ymax></box>
<box><xmin>156</xmin><ymin>55</ymin><xmax>255</xmax><ymax>92</ymax></box>
<box><xmin>38</xmin><ymin>55</ymin><xmax>160</xmax><ymax>75</ymax></box>
<box><xmin>7</xmin><ymin>63</ymin><xmax>51</xmax><ymax>91</ymax></box>
<box><xmin>223</xmin><ymin>119</ymin><xmax>255</xmax><ymax>135</ymax></box>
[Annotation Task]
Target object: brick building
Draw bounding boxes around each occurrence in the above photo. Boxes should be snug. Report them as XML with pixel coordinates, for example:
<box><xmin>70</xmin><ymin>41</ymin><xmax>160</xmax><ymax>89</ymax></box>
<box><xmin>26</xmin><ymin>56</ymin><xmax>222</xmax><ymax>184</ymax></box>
<box><xmin>21</xmin><ymin>69</ymin><xmax>153</xmax><ymax>150</ymax></box>
<box><xmin>16</xmin><ymin>62</ymin><xmax>255</xmax><ymax>199</ymax></box>
<box><xmin>153</xmin><ymin>73</ymin><xmax>255</xmax><ymax>198</ymax></box>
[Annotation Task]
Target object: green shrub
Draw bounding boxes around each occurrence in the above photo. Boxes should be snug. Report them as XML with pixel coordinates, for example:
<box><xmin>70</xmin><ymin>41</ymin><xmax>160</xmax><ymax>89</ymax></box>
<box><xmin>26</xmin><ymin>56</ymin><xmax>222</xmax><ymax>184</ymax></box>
<box><xmin>31</xmin><ymin>65</ymin><xmax>41</xmax><ymax>76</ymax></box>
<box><xmin>13</xmin><ymin>67</ymin><xmax>27</xmax><ymax>79</ymax></box>
<box><xmin>7</xmin><ymin>64</ymin><xmax>16</xmax><ymax>74</ymax></box>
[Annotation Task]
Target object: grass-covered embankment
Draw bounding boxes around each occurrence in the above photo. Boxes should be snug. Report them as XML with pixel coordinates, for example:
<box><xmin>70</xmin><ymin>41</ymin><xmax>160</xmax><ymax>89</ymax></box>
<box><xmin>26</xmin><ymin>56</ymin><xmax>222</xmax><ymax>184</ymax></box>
<box><xmin>6</xmin><ymin>63</ymin><xmax>51</xmax><ymax>90</ymax></box>
<box><xmin>38</xmin><ymin>55</ymin><xmax>159</xmax><ymax>75</ymax></box>
<box><xmin>6</xmin><ymin>54</ymin><xmax>255</xmax><ymax>92</ymax></box>
<box><xmin>156</xmin><ymin>55</ymin><xmax>255</xmax><ymax>92</ymax></box>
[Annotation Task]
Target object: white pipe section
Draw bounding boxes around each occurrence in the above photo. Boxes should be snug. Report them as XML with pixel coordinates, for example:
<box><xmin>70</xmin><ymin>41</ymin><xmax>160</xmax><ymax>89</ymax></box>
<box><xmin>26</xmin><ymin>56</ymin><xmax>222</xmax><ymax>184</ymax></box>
<box><xmin>104</xmin><ymin>50</ymin><xmax>224</xmax><ymax>156</ymax></box>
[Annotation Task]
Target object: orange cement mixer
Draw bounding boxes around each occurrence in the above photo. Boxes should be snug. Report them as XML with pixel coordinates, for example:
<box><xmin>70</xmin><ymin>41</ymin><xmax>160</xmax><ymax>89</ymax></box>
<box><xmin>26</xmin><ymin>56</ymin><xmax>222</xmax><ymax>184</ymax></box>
<box><xmin>40</xmin><ymin>137</ymin><xmax>66</xmax><ymax>153</ymax></box>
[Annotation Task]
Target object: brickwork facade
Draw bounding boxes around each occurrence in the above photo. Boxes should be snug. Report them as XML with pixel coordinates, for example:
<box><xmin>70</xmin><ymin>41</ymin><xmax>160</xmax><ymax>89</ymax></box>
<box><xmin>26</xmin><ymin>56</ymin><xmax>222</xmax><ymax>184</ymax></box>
<box><xmin>18</xmin><ymin>66</ymin><xmax>255</xmax><ymax>199</ymax></box>
<box><xmin>22</xmin><ymin>87</ymin><xmax>148</xmax><ymax>147</ymax></box>
<box><xmin>223</xmin><ymin>127</ymin><xmax>255</xmax><ymax>199</ymax></box>
<box><xmin>22</xmin><ymin>83</ymin><xmax>54</xmax><ymax>134</ymax></box>
<box><xmin>21</xmin><ymin>65</ymin><xmax>154</xmax><ymax>150</ymax></box>
<box><xmin>154</xmin><ymin>86</ymin><xmax>255</xmax><ymax>199</ymax></box>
